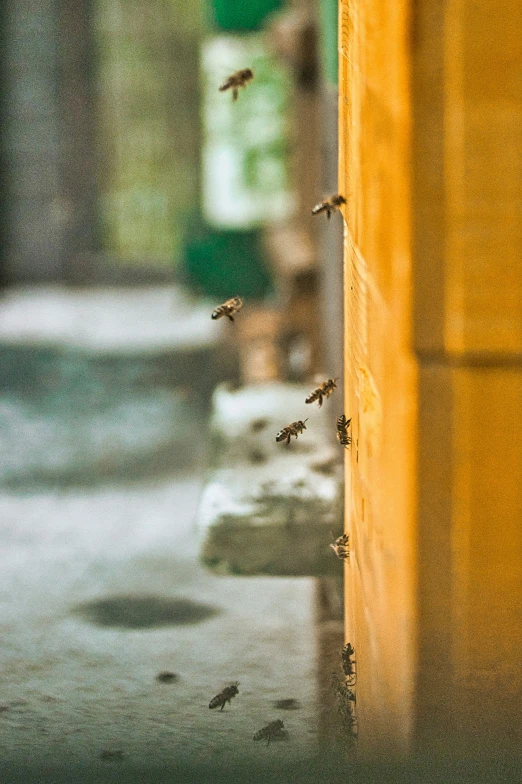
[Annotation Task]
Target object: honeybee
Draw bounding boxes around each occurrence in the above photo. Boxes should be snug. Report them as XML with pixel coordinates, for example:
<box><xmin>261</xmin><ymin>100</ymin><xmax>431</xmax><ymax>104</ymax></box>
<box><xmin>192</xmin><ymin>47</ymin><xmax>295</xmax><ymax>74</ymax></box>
<box><xmin>209</xmin><ymin>682</ymin><xmax>239</xmax><ymax>711</ymax></box>
<box><xmin>305</xmin><ymin>378</ymin><xmax>337</xmax><ymax>407</ymax></box>
<box><xmin>336</xmin><ymin>415</ymin><xmax>352</xmax><ymax>449</ymax></box>
<box><xmin>311</xmin><ymin>194</ymin><xmax>346</xmax><ymax>220</ymax></box>
<box><xmin>330</xmin><ymin>533</ymin><xmax>350</xmax><ymax>560</ymax></box>
<box><xmin>219</xmin><ymin>68</ymin><xmax>254</xmax><ymax>101</ymax></box>
<box><xmin>211</xmin><ymin>296</ymin><xmax>243</xmax><ymax>322</ymax></box>
<box><xmin>253</xmin><ymin>719</ymin><xmax>286</xmax><ymax>745</ymax></box>
<box><xmin>276</xmin><ymin>419</ymin><xmax>308</xmax><ymax>445</ymax></box>
<box><xmin>331</xmin><ymin>673</ymin><xmax>356</xmax><ymax>706</ymax></box>
<box><xmin>341</xmin><ymin>643</ymin><xmax>356</xmax><ymax>685</ymax></box>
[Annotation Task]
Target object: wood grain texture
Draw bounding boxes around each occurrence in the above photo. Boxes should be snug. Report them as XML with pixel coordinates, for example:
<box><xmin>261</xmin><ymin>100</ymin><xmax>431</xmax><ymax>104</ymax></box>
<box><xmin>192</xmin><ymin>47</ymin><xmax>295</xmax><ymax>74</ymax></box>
<box><xmin>340</xmin><ymin>0</ymin><xmax>522</xmax><ymax>760</ymax></box>
<box><xmin>413</xmin><ymin>0</ymin><xmax>522</xmax><ymax>354</ymax></box>
<box><xmin>340</xmin><ymin>0</ymin><xmax>416</xmax><ymax>757</ymax></box>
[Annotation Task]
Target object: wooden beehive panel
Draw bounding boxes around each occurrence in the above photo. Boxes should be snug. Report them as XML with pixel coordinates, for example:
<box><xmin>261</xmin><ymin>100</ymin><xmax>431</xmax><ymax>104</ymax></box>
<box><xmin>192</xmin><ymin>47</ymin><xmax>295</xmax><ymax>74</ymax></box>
<box><xmin>339</xmin><ymin>0</ymin><xmax>416</xmax><ymax>755</ymax></box>
<box><xmin>413</xmin><ymin>0</ymin><xmax>522</xmax><ymax>354</ymax></box>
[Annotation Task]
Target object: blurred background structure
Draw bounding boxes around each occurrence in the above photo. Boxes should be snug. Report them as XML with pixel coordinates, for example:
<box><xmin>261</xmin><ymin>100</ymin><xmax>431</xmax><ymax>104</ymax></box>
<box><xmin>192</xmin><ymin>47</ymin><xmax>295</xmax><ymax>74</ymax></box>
<box><xmin>0</xmin><ymin>0</ymin><xmax>347</xmax><ymax>779</ymax></box>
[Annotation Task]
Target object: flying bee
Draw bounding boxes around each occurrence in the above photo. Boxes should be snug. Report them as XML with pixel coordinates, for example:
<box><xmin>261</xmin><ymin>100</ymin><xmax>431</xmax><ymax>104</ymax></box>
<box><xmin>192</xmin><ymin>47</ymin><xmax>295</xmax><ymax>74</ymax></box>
<box><xmin>305</xmin><ymin>378</ymin><xmax>337</xmax><ymax>407</ymax></box>
<box><xmin>219</xmin><ymin>68</ymin><xmax>254</xmax><ymax>101</ymax></box>
<box><xmin>211</xmin><ymin>296</ymin><xmax>243</xmax><ymax>322</ymax></box>
<box><xmin>336</xmin><ymin>415</ymin><xmax>352</xmax><ymax>449</ymax></box>
<box><xmin>276</xmin><ymin>419</ymin><xmax>308</xmax><ymax>445</ymax></box>
<box><xmin>330</xmin><ymin>532</ymin><xmax>350</xmax><ymax>560</ymax></box>
<box><xmin>253</xmin><ymin>719</ymin><xmax>286</xmax><ymax>745</ymax></box>
<box><xmin>311</xmin><ymin>194</ymin><xmax>346</xmax><ymax>220</ymax></box>
<box><xmin>209</xmin><ymin>682</ymin><xmax>239</xmax><ymax>711</ymax></box>
<box><xmin>341</xmin><ymin>643</ymin><xmax>356</xmax><ymax>685</ymax></box>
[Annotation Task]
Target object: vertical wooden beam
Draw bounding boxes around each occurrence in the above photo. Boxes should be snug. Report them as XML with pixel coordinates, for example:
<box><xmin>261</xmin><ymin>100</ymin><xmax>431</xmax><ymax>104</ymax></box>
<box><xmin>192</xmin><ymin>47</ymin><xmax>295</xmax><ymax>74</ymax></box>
<box><xmin>3</xmin><ymin>0</ymin><xmax>64</xmax><ymax>282</ymax></box>
<box><xmin>411</xmin><ymin>0</ymin><xmax>522</xmax><ymax>759</ymax></box>
<box><xmin>58</xmin><ymin>0</ymin><xmax>100</xmax><ymax>282</ymax></box>
<box><xmin>339</xmin><ymin>0</ymin><xmax>416</xmax><ymax>758</ymax></box>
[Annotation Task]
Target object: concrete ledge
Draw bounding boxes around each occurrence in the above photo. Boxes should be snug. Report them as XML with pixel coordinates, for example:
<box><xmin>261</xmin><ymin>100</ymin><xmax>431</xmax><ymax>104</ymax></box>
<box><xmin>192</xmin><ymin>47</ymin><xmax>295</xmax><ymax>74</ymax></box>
<box><xmin>197</xmin><ymin>383</ymin><xmax>344</xmax><ymax>576</ymax></box>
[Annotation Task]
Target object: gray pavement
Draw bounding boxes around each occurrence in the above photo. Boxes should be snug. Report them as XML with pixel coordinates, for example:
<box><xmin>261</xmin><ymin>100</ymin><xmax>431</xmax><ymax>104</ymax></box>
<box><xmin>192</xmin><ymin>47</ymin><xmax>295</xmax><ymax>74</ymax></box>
<box><xmin>0</xmin><ymin>287</ymin><xmax>318</xmax><ymax>781</ymax></box>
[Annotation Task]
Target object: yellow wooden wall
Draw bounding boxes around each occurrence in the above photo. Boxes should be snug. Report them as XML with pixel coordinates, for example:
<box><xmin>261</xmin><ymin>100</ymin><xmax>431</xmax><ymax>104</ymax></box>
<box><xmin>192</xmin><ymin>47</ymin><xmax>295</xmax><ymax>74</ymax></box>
<box><xmin>340</xmin><ymin>0</ymin><xmax>522</xmax><ymax>760</ymax></box>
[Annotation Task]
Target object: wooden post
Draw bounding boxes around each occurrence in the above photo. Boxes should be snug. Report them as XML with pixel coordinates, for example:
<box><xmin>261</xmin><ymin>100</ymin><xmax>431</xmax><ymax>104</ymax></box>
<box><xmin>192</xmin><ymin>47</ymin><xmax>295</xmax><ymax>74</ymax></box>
<box><xmin>339</xmin><ymin>0</ymin><xmax>522</xmax><ymax>761</ymax></box>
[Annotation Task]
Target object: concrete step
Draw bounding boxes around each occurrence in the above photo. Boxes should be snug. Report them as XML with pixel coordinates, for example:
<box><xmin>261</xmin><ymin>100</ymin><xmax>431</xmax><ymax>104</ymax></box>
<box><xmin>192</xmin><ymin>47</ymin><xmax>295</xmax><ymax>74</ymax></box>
<box><xmin>0</xmin><ymin>286</ymin><xmax>236</xmax><ymax>487</ymax></box>
<box><xmin>197</xmin><ymin>382</ymin><xmax>345</xmax><ymax>577</ymax></box>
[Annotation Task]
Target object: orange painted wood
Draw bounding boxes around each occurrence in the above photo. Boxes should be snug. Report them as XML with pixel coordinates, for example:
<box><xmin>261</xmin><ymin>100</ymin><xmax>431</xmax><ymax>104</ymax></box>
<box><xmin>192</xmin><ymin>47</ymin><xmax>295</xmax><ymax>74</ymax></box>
<box><xmin>340</xmin><ymin>0</ymin><xmax>522</xmax><ymax>760</ymax></box>
<box><xmin>339</xmin><ymin>0</ymin><xmax>416</xmax><ymax>756</ymax></box>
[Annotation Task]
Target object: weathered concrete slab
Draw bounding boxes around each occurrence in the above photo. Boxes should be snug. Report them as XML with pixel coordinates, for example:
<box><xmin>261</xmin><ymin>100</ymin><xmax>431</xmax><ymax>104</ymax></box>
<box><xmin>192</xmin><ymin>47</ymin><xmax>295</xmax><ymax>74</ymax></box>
<box><xmin>0</xmin><ymin>286</ymin><xmax>236</xmax><ymax>486</ymax></box>
<box><xmin>197</xmin><ymin>383</ymin><xmax>344</xmax><ymax>576</ymax></box>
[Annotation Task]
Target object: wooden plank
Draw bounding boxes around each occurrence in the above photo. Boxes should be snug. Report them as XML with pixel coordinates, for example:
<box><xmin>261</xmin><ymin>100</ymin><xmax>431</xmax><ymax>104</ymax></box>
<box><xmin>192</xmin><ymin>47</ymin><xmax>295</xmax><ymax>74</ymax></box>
<box><xmin>412</xmin><ymin>0</ymin><xmax>522</xmax><ymax>355</ymax></box>
<box><xmin>341</xmin><ymin>0</ymin><xmax>522</xmax><ymax>760</ymax></box>
<box><xmin>339</xmin><ymin>0</ymin><xmax>415</xmax><ymax>756</ymax></box>
<box><xmin>415</xmin><ymin>365</ymin><xmax>522</xmax><ymax>756</ymax></box>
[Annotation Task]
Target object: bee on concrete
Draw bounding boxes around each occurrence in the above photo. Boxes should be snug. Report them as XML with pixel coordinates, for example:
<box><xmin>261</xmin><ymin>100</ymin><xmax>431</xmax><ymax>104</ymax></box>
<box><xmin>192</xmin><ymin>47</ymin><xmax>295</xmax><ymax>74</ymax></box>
<box><xmin>341</xmin><ymin>643</ymin><xmax>356</xmax><ymax>685</ymax></box>
<box><xmin>211</xmin><ymin>296</ymin><xmax>243</xmax><ymax>322</ymax></box>
<box><xmin>219</xmin><ymin>68</ymin><xmax>254</xmax><ymax>101</ymax></box>
<box><xmin>330</xmin><ymin>532</ymin><xmax>350</xmax><ymax>560</ymax></box>
<box><xmin>276</xmin><ymin>419</ymin><xmax>308</xmax><ymax>445</ymax></box>
<box><xmin>253</xmin><ymin>719</ymin><xmax>286</xmax><ymax>745</ymax></box>
<box><xmin>305</xmin><ymin>378</ymin><xmax>337</xmax><ymax>407</ymax></box>
<box><xmin>209</xmin><ymin>682</ymin><xmax>239</xmax><ymax>711</ymax></box>
<box><xmin>336</xmin><ymin>415</ymin><xmax>352</xmax><ymax>449</ymax></box>
<box><xmin>311</xmin><ymin>194</ymin><xmax>346</xmax><ymax>220</ymax></box>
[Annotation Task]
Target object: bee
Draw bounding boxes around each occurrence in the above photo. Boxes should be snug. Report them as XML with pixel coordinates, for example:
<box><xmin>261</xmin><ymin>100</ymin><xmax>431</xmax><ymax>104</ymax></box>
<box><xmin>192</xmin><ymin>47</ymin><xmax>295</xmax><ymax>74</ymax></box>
<box><xmin>305</xmin><ymin>378</ymin><xmax>337</xmax><ymax>407</ymax></box>
<box><xmin>219</xmin><ymin>68</ymin><xmax>254</xmax><ymax>101</ymax></box>
<box><xmin>209</xmin><ymin>682</ymin><xmax>239</xmax><ymax>711</ymax></box>
<box><xmin>276</xmin><ymin>419</ymin><xmax>308</xmax><ymax>445</ymax></box>
<box><xmin>253</xmin><ymin>719</ymin><xmax>286</xmax><ymax>745</ymax></box>
<box><xmin>330</xmin><ymin>532</ymin><xmax>350</xmax><ymax>560</ymax></box>
<box><xmin>311</xmin><ymin>193</ymin><xmax>346</xmax><ymax>220</ymax></box>
<box><xmin>336</xmin><ymin>415</ymin><xmax>352</xmax><ymax>449</ymax></box>
<box><xmin>331</xmin><ymin>673</ymin><xmax>356</xmax><ymax>708</ymax></box>
<box><xmin>341</xmin><ymin>643</ymin><xmax>356</xmax><ymax>685</ymax></box>
<box><xmin>211</xmin><ymin>296</ymin><xmax>243</xmax><ymax>322</ymax></box>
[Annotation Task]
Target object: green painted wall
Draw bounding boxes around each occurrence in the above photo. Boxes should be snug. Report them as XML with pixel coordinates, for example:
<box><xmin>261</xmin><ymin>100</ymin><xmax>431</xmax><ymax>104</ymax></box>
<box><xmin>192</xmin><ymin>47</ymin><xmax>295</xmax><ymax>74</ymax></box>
<box><xmin>319</xmin><ymin>0</ymin><xmax>338</xmax><ymax>86</ymax></box>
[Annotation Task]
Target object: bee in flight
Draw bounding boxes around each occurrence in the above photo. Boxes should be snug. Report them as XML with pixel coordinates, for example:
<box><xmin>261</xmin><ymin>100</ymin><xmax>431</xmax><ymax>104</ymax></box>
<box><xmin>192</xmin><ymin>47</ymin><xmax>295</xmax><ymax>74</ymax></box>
<box><xmin>311</xmin><ymin>193</ymin><xmax>346</xmax><ymax>220</ymax></box>
<box><xmin>336</xmin><ymin>415</ymin><xmax>352</xmax><ymax>449</ymax></box>
<box><xmin>305</xmin><ymin>378</ymin><xmax>337</xmax><ymax>407</ymax></box>
<box><xmin>253</xmin><ymin>719</ymin><xmax>286</xmax><ymax>745</ymax></box>
<box><xmin>341</xmin><ymin>643</ymin><xmax>356</xmax><ymax>685</ymax></box>
<box><xmin>211</xmin><ymin>296</ymin><xmax>243</xmax><ymax>322</ymax></box>
<box><xmin>219</xmin><ymin>68</ymin><xmax>254</xmax><ymax>101</ymax></box>
<box><xmin>276</xmin><ymin>419</ymin><xmax>308</xmax><ymax>445</ymax></box>
<box><xmin>209</xmin><ymin>682</ymin><xmax>239</xmax><ymax>711</ymax></box>
<box><xmin>330</xmin><ymin>532</ymin><xmax>350</xmax><ymax>560</ymax></box>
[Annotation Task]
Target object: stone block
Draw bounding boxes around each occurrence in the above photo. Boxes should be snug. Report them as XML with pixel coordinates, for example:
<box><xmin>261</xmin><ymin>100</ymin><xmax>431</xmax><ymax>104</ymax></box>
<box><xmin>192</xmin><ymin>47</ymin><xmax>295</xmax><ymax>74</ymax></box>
<box><xmin>197</xmin><ymin>382</ymin><xmax>344</xmax><ymax>576</ymax></box>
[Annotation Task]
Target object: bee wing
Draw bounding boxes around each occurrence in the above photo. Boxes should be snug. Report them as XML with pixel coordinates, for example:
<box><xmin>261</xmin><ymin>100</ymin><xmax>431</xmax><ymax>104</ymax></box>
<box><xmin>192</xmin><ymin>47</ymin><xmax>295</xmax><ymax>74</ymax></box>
<box><xmin>219</xmin><ymin>77</ymin><xmax>233</xmax><ymax>92</ymax></box>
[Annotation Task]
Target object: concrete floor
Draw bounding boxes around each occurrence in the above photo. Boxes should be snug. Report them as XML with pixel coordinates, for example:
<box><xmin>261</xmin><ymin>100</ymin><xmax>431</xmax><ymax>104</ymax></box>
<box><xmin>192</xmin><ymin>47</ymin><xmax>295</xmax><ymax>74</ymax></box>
<box><xmin>0</xmin><ymin>288</ymin><xmax>318</xmax><ymax>782</ymax></box>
